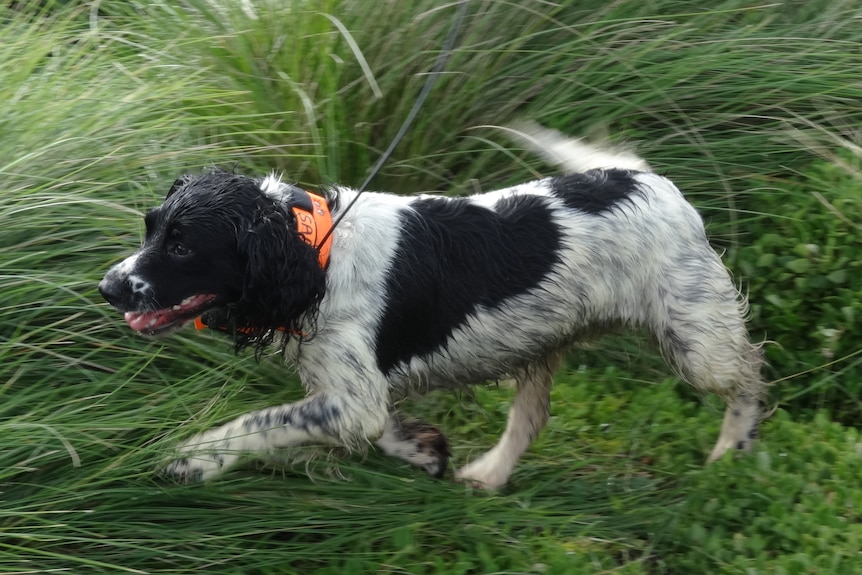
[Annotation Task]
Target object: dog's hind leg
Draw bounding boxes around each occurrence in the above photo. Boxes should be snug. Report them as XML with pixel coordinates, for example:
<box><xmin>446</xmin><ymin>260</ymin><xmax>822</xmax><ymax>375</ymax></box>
<box><xmin>374</xmin><ymin>413</ymin><xmax>450</xmax><ymax>478</ymax></box>
<box><xmin>707</xmin><ymin>382</ymin><xmax>764</xmax><ymax>463</ymax></box>
<box><xmin>454</xmin><ymin>351</ymin><xmax>564</xmax><ymax>489</ymax></box>
<box><xmin>652</xmin><ymin>254</ymin><xmax>768</xmax><ymax>463</ymax></box>
<box><xmin>684</xmin><ymin>342</ymin><xmax>766</xmax><ymax>463</ymax></box>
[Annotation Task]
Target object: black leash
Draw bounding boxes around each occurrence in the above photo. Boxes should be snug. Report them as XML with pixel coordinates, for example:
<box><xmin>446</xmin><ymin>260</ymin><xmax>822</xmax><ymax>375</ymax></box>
<box><xmin>316</xmin><ymin>0</ymin><xmax>470</xmax><ymax>250</ymax></box>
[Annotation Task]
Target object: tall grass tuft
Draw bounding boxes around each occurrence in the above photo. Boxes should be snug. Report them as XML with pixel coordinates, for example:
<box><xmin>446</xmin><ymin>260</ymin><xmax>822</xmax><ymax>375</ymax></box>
<box><xmin>109</xmin><ymin>0</ymin><xmax>862</xmax><ymax>218</ymax></box>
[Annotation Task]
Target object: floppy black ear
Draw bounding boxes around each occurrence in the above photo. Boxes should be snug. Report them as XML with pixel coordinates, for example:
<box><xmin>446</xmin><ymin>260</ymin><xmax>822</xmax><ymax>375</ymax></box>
<box><xmin>233</xmin><ymin>203</ymin><xmax>327</xmax><ymax>352</ymax></box>
<box><xmin>166</xmin><ymin>176</ymin><xmax>191</xmax><ymax>199</ymax></box>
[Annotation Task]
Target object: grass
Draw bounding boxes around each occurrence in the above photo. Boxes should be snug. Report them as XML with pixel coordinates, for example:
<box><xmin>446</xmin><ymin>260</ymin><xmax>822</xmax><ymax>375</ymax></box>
<box><xmin>2</xmin><ymin>0</ymin><xmax>862</xmax><ymax>573</ymax></box>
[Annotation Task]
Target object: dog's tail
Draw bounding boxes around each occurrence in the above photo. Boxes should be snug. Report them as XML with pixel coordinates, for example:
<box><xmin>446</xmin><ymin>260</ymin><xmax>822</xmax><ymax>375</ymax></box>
<box><xmin>507</xmin><ymin>120</ymin><xmax>651</xmax><ymax>173</ymax></box>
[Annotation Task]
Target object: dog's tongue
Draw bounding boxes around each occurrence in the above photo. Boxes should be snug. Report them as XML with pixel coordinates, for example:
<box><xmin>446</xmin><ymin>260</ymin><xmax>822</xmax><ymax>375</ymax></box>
<box><xmin>124</xmin><ymin>294</ymin><xmax>215</xmax><ymax>332</ymax></box>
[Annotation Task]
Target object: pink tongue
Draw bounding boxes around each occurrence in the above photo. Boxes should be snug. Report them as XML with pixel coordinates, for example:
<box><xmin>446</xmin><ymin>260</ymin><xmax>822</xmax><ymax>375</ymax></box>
<box><xmin>124</xmin><ymin>309</ymin><xmax>172</xmax><ymax>332</ymax></box>
<box><xmin>123</xmin><ymin>294</ymin><xmax>215</xmax><ymax>332</ymax></box>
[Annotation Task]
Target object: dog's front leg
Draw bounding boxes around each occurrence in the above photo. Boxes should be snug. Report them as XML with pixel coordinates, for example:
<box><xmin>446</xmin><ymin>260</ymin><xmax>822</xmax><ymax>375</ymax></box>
<box><xmin>163</xmin><ymin>392</ymin><xmax>388</xmax><ymax>483</ymax></box>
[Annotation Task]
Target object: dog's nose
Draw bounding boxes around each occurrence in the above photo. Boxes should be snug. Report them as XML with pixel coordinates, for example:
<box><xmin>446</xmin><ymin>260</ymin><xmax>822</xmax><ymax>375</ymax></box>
<box><xmin>98</xmin><ymin>277</ymin><xmax>122</xmax><ymax>306</ymax></box>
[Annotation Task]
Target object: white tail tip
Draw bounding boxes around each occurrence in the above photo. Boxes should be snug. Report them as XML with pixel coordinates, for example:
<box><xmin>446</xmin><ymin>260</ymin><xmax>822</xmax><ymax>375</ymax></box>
<box><xmin>508</xmin><ymin>120</ymin><xmax>651</xmax><ymax>173</ymax></box>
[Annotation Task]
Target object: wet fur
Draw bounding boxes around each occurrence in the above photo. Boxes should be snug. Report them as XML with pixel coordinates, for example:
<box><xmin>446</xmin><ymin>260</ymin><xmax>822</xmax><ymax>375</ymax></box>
<box><xmin>99</xmin><ymin>126</ymin><xmax>767</xmax><ymax>488</ymax></box>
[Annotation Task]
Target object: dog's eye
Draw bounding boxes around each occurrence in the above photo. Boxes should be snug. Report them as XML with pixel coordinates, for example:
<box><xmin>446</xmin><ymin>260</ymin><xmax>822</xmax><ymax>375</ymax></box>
<box><xmin>169</xmin><ymin>242</ymin><xmax>191</xmax><ymax>257</ymax></box>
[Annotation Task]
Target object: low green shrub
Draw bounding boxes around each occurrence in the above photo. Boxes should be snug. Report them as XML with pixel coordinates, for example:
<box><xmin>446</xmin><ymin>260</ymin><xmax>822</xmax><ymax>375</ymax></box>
<box><xmin>726</xmin><ymin>155</ymin><xmax>862</xmax><ymax>421</ymax></box>
<box><xmin>660</xmin><ymin>409</ymin><xmax>862</xmax><ymax>575</ymax></box>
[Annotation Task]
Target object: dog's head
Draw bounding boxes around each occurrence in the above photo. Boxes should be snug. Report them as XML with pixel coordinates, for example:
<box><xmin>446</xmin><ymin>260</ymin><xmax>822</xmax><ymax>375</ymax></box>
<box><xmin>98</xmin><ymin>169</ymin><xmax>327</xmax><ymax>349</ymax></box>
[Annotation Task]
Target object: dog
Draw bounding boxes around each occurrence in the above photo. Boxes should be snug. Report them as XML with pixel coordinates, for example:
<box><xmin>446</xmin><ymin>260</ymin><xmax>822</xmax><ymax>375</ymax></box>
<box><xmin>98</xmin><ymin>124</ymin><xmax>766</xmax><ymax>488</ymax></box>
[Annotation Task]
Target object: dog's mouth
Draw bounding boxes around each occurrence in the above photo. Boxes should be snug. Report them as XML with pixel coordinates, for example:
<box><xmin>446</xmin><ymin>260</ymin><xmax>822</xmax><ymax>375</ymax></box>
<box><xmin>124</xmin><ymin>294</ymin><xmax>218</xmax><ymax>335</ymax></box>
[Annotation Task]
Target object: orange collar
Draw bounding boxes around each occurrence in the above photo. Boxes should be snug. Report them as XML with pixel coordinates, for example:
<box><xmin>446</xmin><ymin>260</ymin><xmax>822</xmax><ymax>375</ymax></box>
<box><xmin>289</xmin><ymin>189</ymin><xmax>333</xmax><ymax>269</ymax></box>
<box><xmin>194</xmin><ymin>188</ymin><xmax>331</xmax><ymax>333</ymax></box>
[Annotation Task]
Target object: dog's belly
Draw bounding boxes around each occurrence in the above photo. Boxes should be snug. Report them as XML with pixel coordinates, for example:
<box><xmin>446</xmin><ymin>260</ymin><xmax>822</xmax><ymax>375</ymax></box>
<box><xmin>387</xmin><ymin>305</ymin><xmax>579</xmax><ymax>391</ymax></box>
<box><xmin>398</xmin><ymin>357</ymin><xmax>517</xmax><ymax>390</ymax></box>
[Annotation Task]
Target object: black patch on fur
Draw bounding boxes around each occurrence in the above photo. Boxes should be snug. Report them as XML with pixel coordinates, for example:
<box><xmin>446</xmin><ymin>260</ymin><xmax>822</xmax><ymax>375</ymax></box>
<box><xmin>294</xmin><ymin>401</ymin><xmax>342</xmax><ymax>435</ymax></box>
<box><xmin>550</xmin><ymin>169</ymin><xmax>641</xmax><ymax>214</ymax></box>
<box><xmin>375</xmin><ymin>194</ymin><xmax>561</xmax><ymax>374</ymax></box>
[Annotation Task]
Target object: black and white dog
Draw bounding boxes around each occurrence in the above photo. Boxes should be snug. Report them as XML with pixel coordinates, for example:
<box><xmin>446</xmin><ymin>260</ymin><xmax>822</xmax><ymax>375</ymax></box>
<box><xmin>99</xmin><ymin>125</ymin><xmax>766</xmax><ymax>488</ymax></box>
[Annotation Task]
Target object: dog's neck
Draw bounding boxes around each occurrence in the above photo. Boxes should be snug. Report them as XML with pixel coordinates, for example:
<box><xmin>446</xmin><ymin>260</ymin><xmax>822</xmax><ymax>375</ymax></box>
<box><xmin>194</xmin><ymin>177</ymin><xmax>331</xmax><ymax>336</ymax></box>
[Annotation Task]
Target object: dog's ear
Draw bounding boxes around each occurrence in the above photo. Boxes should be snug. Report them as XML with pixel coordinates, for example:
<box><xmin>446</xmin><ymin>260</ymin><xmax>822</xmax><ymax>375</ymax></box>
<box><xmin>166</xmin><ymin>176</ymin><xmax>191</xmax><ymax>199</ymax></box>
<box><xmin>234</xmin><ymin>203</ymin><xmax>327</xmax><ymax>350</ymax></box>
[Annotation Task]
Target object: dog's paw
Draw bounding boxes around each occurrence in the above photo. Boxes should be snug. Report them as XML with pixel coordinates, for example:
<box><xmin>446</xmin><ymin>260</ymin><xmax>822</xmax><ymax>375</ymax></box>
<box><xmin>454</xmin><ymin>452</ymin><xmax>512</xmax><ymax>490</ymax></box>
<box><xmin>375</xmin><ymin>416</ymin><xmax>451</xmax><ymax>478</ymax></box>
<box><xmin>162</xmin><ymin>456</ymin><xmax>208</xmax><ymax>484</ymax></box>
<box><xmin>161</xmin><ymin>433</ymin><xmax>238</xmax><ymax>484</ymax></box>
